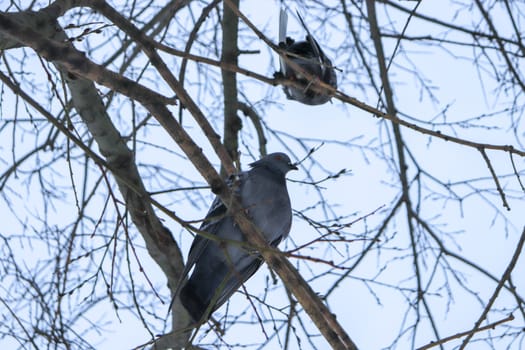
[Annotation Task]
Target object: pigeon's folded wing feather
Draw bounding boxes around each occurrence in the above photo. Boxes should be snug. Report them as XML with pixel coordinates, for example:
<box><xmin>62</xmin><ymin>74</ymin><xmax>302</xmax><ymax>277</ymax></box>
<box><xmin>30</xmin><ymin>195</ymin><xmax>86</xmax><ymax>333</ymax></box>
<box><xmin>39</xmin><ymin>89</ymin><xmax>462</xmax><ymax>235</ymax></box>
<box><xmin>184</xmin><ymin>174</ymin><xmax>242</xmax><ymax>272</ymax></box>
<box><xmin>170</xmin><ymin>174</ymin><xmax>241</xmax><ymax>311</ymax></box>
<box><xmin>296</xmin><ymin>11</ymin><xmax>324</xmax><ymax>68</ymax></box>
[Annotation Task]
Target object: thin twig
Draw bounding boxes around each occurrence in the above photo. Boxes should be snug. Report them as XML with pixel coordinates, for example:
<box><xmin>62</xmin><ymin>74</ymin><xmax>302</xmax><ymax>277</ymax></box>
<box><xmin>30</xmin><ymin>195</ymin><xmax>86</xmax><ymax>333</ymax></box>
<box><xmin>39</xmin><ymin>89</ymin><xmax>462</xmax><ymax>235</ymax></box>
<box><xmin>509</xmin><ymin>152</ymin><xmax>525</xmax><ymax>192</ymax></box>
<box><xmin>459</xmin><ymin>226</ymin><xmax>525</xmax><ymax>349</ymax></box>
<box><xmin>237</xmin><ymin>102</ymin><xmax>267</xmax><ymax>157</ymax></box>
<box><xmin>479</xmin><ymin>147</ymin><xmax>511</xmax><ymax>210</ymax></box>
<box><xmin>417</xmin><ymin>314</ymin><xmax>515</xmax><ymax>350</ymax></box>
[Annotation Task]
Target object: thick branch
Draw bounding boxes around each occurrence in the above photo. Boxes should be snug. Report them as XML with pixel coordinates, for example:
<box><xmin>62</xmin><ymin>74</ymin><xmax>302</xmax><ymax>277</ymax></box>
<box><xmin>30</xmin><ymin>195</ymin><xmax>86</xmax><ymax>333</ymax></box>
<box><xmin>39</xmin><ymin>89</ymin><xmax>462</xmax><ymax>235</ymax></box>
<box><xmin>221</xmin><ymin>0</ymin><xmax>242</xmax><ymax>175</ymax></box>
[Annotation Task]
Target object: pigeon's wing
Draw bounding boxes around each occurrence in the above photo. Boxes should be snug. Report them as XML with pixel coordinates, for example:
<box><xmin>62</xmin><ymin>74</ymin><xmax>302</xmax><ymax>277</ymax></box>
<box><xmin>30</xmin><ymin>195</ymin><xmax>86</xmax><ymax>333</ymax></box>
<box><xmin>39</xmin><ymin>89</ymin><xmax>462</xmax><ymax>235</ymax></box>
<box><xmin>184</xmin><ymin>197</ymin><xmax>226</xmax><ymax>267</ymax></box>
<box><xmin>169</xmin><ymin>174</ymin><xmax>239</xmax><ymax>311</ymax></box>
<box><xmin>168</xmin><ymin>195</ymin><xmax>226</xmax><ymax>311</ymax></box>
<box><xmin>296</xmin><ymin>11</ymin><xmax>324</xmax><ymax>68</ymax></box>
<box><xmin>185</xmin><ymin>173</ymin><xmax>243</xmax><ymax>272</ymax></box>
<box><xmin>279</xmin><ymin>7</ymin><xmax>289</xmax><ymax>76</ymax></box>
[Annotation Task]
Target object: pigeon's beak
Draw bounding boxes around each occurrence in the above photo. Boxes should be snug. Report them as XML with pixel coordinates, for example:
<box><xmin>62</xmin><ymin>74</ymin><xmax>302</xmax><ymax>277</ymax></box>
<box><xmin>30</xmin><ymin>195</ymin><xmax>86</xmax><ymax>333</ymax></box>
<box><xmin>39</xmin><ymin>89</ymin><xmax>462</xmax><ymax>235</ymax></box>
<box><xmin>290</xmin><ymin>162</ymin><xmax>298</xmax><ymax>170</ymax></box>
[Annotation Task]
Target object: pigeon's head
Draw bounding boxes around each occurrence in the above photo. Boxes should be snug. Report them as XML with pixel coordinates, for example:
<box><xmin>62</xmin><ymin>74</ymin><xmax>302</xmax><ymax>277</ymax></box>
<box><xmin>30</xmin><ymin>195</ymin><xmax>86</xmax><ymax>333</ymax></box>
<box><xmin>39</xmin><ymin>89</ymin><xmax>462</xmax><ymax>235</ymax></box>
<box><xmin>250</xmin><ymin>152</ymin><xmax>298</xmax><ymax>175</ymax></box>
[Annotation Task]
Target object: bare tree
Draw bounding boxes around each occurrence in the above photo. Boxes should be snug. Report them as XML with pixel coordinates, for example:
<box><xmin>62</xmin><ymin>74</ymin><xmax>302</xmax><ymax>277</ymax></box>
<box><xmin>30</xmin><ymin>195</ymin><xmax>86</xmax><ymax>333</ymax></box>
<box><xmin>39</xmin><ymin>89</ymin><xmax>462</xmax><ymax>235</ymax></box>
<box><xmin>0</xmin><ymin>0</ymin><xmax>524</xmax><ymax>349</ymax></box>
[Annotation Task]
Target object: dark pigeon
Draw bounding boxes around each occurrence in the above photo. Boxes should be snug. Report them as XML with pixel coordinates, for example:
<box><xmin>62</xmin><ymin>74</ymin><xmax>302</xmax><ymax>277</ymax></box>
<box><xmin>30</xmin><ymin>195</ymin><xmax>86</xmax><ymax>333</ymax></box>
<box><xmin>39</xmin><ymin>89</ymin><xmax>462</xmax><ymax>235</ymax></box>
<box><xmin>177</xmin><ymin>153</ymin><xmax>297</xmax><ymax>322</ymax></box>
<box><xmin>277</xmin><ymin>8</ymin><xmax>337</xmax><ymax>105</ymax></box>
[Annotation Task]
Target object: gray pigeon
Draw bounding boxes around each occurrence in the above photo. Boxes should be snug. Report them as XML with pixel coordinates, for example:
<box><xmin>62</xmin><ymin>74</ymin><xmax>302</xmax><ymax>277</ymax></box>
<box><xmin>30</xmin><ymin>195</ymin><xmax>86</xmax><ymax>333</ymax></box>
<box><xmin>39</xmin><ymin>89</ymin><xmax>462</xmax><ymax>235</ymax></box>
<box><xmin>277</xmin><ymin>8</ymin><xmax>337</xmax><ymax>105</ymax></box>
<box><xmin>177</xmin><ymin>152</ymin><xmax>297</xmax><ymax>322</ymax></box>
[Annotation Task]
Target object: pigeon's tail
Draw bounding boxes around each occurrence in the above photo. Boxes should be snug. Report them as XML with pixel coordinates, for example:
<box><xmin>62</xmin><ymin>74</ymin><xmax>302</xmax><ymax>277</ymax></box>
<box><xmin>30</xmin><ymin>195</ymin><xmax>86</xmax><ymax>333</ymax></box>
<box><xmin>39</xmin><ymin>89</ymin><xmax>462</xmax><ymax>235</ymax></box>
<box><xmin>180</xmin><ymin>280</ymin><xmax>208</xmax><ymax>322</ymax></box>
<box><xmin>278</xmin><ymin>7</ymin><xmax>289</xmax><ymax>76</ymax></box>
<box><xmin>279</xmin><ymin>7</ymin><xmax>288</xmax><ymax>44</ymax></box>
